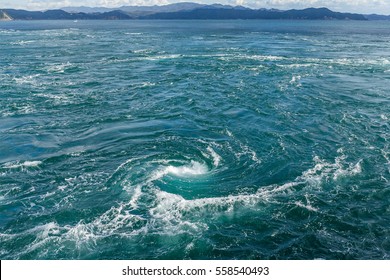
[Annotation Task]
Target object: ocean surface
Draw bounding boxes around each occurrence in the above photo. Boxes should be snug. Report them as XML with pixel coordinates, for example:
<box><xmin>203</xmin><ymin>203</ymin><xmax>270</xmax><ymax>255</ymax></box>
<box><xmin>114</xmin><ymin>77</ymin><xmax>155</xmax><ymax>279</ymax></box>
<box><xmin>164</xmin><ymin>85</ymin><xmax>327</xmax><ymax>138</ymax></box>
<box><xmin>0</xmin><ymin>20</ymin><xmax>389</xmax><ymax>260</ymax></box>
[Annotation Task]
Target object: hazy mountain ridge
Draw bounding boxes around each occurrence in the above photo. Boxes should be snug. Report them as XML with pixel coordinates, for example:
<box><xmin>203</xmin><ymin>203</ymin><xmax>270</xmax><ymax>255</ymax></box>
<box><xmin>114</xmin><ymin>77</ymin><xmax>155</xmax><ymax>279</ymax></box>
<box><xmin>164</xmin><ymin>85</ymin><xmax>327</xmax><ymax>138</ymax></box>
<box><xmin>141</xmin><ymin>7</ymin><xmax>366</xmax><ymax>20</ymax></box>
<box><xmin>0</xmin><ymin>3</ymin><xmax>381</xmax><ymax>20</ymax></box>
<box><xmin>365</xmin><ymin>14</ymin><xmax>390</xmax><ymax>20</ymax></box>
<box><xmin>61</xmin><ymin>3</ymin><xmax>246</xmax><ymax>14</ymax></box>
<box><xmin>2</xmin><ymin>9</ymin><xmax>134</xmax><ymax>20</ymax></box>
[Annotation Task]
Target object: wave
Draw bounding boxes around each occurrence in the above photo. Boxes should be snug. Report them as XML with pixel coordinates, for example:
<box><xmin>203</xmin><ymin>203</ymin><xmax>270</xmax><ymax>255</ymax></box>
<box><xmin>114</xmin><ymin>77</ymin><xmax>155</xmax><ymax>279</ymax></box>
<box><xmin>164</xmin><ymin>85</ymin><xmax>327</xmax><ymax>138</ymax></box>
<box><xmin>2</xmin><ymin>160</ymin><xmax>42</xmax><ymax>170</ymax></box>
<box><xmin>206</xmin><ymin>146</ymin><xmax>221</xmax><ymax>167</ymax></box>
<box><xmin>300</xmin><ymin>151</ymin><xmax>362</xmax><ymax>186</ymax></box>
<box><xmin>143</xmin><ymin>54</ymin><xmax>181</xmax><ymax>61</ymax></box>
<box><xmin>165</xmin><ymin>161</ymin><xmax>209</xmax><ymax>177</ymax></box>
<box><xmin>12</xmin><ymin>74</ymin><xmax>41</xmax><ymax>85</ymax></box>
<box><xmin>45</xmin><ymin>62</ymin><xmax>74</xmax><ymax>73</ymax></box>
<box><xmin>182</xmin><ymin>51</ymin><xmax>390</xmax><ymax>70</ymax></box>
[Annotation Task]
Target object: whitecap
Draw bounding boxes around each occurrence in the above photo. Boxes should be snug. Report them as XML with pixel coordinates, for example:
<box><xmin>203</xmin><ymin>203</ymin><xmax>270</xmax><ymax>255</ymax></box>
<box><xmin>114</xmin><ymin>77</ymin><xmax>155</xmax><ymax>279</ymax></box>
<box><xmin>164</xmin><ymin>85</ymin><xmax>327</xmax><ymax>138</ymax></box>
<box><xmin>165</xmin><ymin>161</ymin><xmax>208</xmax><ymax>177</ymax></box>
<box><xmin>300</xmin><ymin>154</ymin><xmax>362</xmax><ymax>185</ymax></box>
<box><xmin>295</xmin><ymin>201</ymin><xmax>319</xmax><ymax>212</ymax></box>
<box><xmin>207</xmin><ymin>146</ymin><xmax>221</xmax><ymax>167</ymax></box>
<box><xmin>45</xmin><ymin>62</ymin><xmax>73</xmax><ymax>73</ymax></box>
<box><xmin>290</xmin><ymin>75</ymin><xmax>301</xmax><ymax>84</ymax></box>
<box><xmin>10</xmin><ymin>40</ymin><xmax>35</xmax><ymax>46</ymax></box>
<box><xmin>35</xmin><ymin>93</ymin><xmax>70</xmax><ymax>104</ymax></box>
<box><xmin>129</xmin><ymin>185</ymin><xmax>142</xmax><ymax>209</ymax></box>
<box><xmin>333</xmin><ymin>160</ymin><xmax>362</xmax><ymax>180</ymax></box>
<box><xmin>219</xmin><ymin>54</ymin><xmax>285</xmax><ymax>62</ymax></box>
<box><xmin>13</xmin><ymin>74</ymin><xmax>40</xmax><ymax>85</ymax></box>
<box><xmin>3</xmin><ymin>160</ymin><xmax>42</xmax><ymax>169</ymax></box>
<box><xmin>144</xmin><ymin>54</ymin><xmax>181</xmax><ymax>61</ymax></box>
<box><xmin>225</xmin><ymin>129</ymin><xmax>234</xmax><ymax>137</ymax></box>
<box><xmin>150</xmin><ymin>180</ymin><xmax>300</xmax><ymax>220</ymax></box>
<box><xmin>22</xmin><ymin>161</ymin><xmax>42</xmax><ymax>167</ymax></box>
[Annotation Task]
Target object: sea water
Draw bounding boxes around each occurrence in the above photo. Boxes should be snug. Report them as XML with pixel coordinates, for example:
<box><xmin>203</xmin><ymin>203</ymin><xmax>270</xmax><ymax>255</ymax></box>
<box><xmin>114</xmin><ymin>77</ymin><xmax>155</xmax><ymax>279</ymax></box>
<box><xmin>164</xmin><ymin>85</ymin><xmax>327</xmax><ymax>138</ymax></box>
<box><xmin>0</xmin><ymin>20</ymin><xmax>389</xmax><ymax>259</ymax></box>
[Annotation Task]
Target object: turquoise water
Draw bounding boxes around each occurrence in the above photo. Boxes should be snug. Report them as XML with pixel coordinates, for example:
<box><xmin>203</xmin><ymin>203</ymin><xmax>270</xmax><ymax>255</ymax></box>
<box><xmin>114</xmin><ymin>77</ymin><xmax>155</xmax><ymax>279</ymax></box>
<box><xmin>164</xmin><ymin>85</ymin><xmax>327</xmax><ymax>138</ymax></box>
<box><xmin>0</xmin><ymin>20</ymin><xmax>389</xmax><ymax>260</ymax></box>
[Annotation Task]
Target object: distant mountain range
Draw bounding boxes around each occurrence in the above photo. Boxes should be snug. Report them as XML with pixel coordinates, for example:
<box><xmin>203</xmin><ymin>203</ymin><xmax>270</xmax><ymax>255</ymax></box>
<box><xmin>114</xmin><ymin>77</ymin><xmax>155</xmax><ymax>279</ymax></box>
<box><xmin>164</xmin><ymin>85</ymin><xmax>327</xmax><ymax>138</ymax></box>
<box><xmin>1</xmin><ymin>2</ymin><xmax>388</xmax><ymax>21</ymax></box>
<box><xmin>365</xmin><ymin>14</ymin><xmax>390</xmax><ymax>20</ymax></box>
<box><xmin>61</xmin><ymin>2</ymin><xmax>205</xmax><ymax>14</ymax></box>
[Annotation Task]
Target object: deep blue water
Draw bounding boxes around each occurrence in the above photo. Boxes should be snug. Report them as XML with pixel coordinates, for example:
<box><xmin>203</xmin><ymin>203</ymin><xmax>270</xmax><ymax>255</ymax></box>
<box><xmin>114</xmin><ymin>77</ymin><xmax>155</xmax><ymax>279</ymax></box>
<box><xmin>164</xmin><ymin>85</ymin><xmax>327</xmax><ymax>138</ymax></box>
<box><xmin>0</xmin><ymin>20</ymin><xmax>389</xmax><ymax>260</ymax></box>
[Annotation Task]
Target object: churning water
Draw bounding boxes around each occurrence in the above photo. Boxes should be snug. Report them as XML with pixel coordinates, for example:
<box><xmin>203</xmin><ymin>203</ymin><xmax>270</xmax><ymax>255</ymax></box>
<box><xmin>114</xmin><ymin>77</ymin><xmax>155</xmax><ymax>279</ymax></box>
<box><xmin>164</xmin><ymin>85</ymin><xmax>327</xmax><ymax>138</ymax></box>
<box><xmin>0</xmin><ymin>20</ymin><xmax>389</xmax><ymax>259</ymax></box>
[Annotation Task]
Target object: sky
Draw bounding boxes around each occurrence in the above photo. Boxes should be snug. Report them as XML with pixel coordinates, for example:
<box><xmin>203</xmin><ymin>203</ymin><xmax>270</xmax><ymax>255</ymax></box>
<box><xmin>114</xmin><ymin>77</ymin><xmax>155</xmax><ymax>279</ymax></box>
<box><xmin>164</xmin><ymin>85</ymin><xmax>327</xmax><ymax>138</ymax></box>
<box><xmin>1</xmin><ymin>0</ymin><xmax>390</xmax><ymax>15</ymax></box>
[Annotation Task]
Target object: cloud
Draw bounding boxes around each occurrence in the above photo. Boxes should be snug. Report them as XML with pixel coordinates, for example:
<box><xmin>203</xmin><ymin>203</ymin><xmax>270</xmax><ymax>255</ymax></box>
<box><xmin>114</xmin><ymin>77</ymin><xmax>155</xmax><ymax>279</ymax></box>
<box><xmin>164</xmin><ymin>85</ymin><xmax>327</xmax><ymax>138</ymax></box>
<box><xmin>93</xmin><ymin>0</ymin><xmax>170</xmax><ymax>7</ymax></box>
<box><xmin>249</xmin><ymin>0</ymin><xmax>389</xmax><ymax>13</ymax></box>
<box><xmin>6</xmin><ymin>0</ymin><xmax>171</xmax><ymax>10</ymax></box>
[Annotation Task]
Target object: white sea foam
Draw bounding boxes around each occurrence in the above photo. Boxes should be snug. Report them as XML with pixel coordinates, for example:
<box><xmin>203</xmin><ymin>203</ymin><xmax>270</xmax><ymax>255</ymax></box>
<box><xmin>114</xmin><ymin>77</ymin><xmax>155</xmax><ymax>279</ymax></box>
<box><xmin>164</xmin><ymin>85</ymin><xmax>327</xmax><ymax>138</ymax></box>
<box><xmin>102</xmin><ymin>153</ymin><xmax>289</xmax><ymax>237</ymax></box>
<box><xmin>64</xmin><ymin>222</ymin><xmax>97</xmax><ymax>247</ymax></box>
<box><xmin>221</xmin><ymin>129</ymin><xmax>261</xmax><ymax>164</ymax></box>
<box><xmin>129</xmin><ymin>185</ymin><xmax>142</xmax><ymax>209</ymax></box>
<box><xmin>240</xmin><ymin>54</ymin><xmax>286</xmax><ymax>61</ymax></box>
<box><xmin>10</xmin><ymin>40</ymin><xmax>35</xmax><ymax>46</ymax></box>
<box><xmin>381</xmin><ymin>148</ymin><xmax>390</xmax><ymax>164</ymax></box>
<box><xmin>44</xmin><ymin>149</ymin><xmax>360</xmax><ymax>249</ymax></box>
<box><xmin>23</xmin><ymin>161</ymin><xmax>42</xmax><ymax>167</ymax></box>
<box><xmin>141</xmin><ymin>152</ymin><xmax>365</xmax><ymax>233</ymax></box>
<box><xmin>295</xmin><ymin>201</ymin><xmax>319</xmax><ymax>212</ymax></box>
<box><xmin>35</xmin><ymin>93</ymin><xmax>70</xmax><ymax>105</ymax></box>
<box><xmin>131</xmin><ymin>81</ymin><xmax>156</xmax><ymax>88</ymax></box>
<box><xmin>65</xmin><ymin>204</ymin><xmax>147</xmax><ymax>239</ymax></box>
<box><xmin>279</xmin><ymin>63</ymin><xmax>316</xmax><ymax>69</ymax></box>
<box><xmin>185</xmin><ymin>242</ymin><xmax>195</xmax><ymax>251</ymax></box>
<box><xmin>45</xmin><ymin>62</ymin><xmax>73</xmax><ymax>73</ymax></box>
<box><xmin>165</xmin><ymin>161</ymin><xmax>208</xmax><ymax>177</ymax></box>
<box><xmin>0</xmin><ymin>29</ymin><xmax>16</xmax><ymax>34</ymax></box>
<box><xmin>250</xmin><ymin>56</ymin><xmax>390</xmax><ymax>70</ymax></box>
<box><xmin>225</xmin><ymin>129</ymin><xmax>234</xmax><ymax>137</ymax></box>
<box><xmin>132</xmin><ymin>49</ymin><xmax>153</xmax><ymax>54</ymax></box>
<box><xmin>17</xmin><ymin>104</ymin><xmax>35</xmax><ymax>115</ymax></box>
<box><xmin>3</xmin><ymin>160</ymin><xmax>42</xmax><ymax>169</ymax></box>
<box><xmin>237</xmin><ymin>142</ymin><xmax>262</xmax><ymax>164</ymax></box>
<box><xmin>299</xmin><ymin>154</ymin><xmax>362</xmax><ymax>186</ymax></box>
<box><xmin>13</xmin><ymin>74</ymin><xmax>40</xmax><ymax>85</ymax></box>
<box><xmin>3</xmin><ymin>151</ymin><xmax>362</xmax><ymax>256</ymax></box>
<box><xmin>37</xmin><ymin>222</ymin><xmax>61</xmax><ymax>238</ymax></box>
<box><xmin>333</xmin><ymin>160</ymin><xmax>362</xmax><ymax>180</ymax></box>
<box><xmin>144</xmin><ymin>54</ymin><xmax>181</xmax><ymax>61</ymax></box>
<box><xmin>304</xmin><ymin>57</ymin><xmax>390</xmax><ymax>68</ymax></box>
<box><xmin>140</xmin><ymin>181</ymin><xmax>300</xmax><ymax>236</ymax></box>
<box><xmin>7</xmin><ymin>205</ymin><xmax>147</xmax><ymax>255</ymax></box>
<box><xmin>294</xmin><ymin>194</ymin><xmax>319</xmax><ymax>212</ymax></box>
<box><xmin>150</xmin><ymin>180</ymin><xmax>300</xmax><ymax>219</ymax></box>
<box><xmin>290</xmin><ymin>75</ymin><xmax>301</xmax><ymax>84</ymax></box>
<box><xmin>207</xmin><ymin>146</ymin><xmax>221</xmax><ymax>167</ymax></box>
<box><xmin>249</xmin><ymin>55</ymin><xmax>285</xmax><ymax>61</ymax></box>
